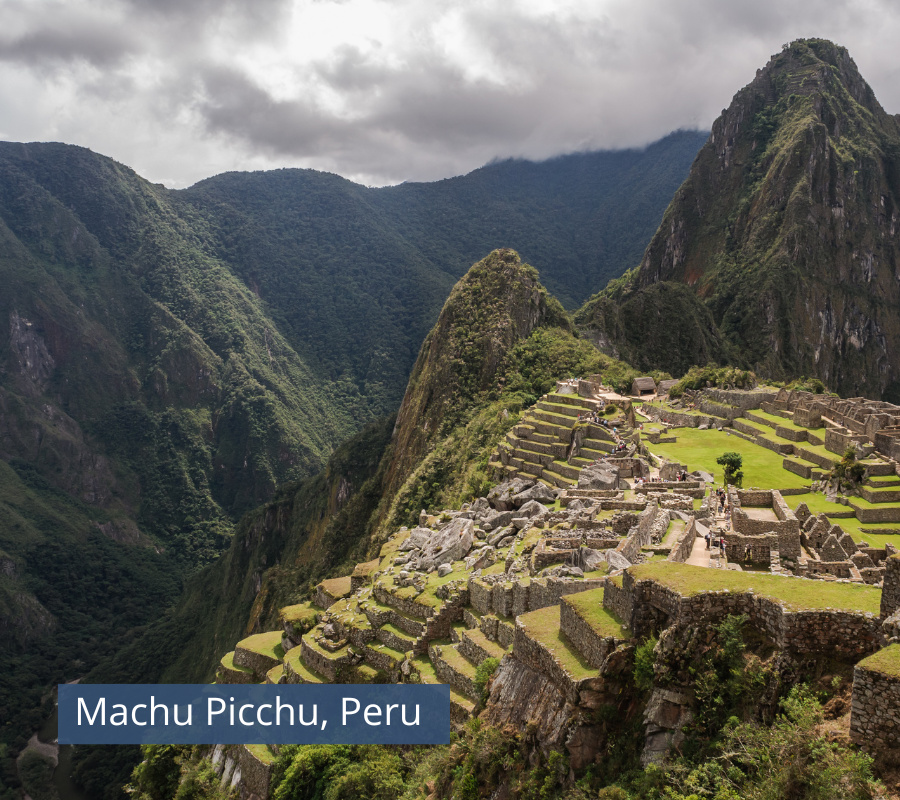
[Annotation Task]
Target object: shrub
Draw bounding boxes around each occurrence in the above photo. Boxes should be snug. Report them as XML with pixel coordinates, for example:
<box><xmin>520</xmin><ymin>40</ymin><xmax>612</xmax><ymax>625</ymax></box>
<box><xmin>474</xmin><ymin>657</ymin><xmax>501</xmax><ymax>704</ymax></box>
<box><xmin>633</xmin><ymin>636</ymin><xmax>657</xmax><ymax>692</ymax></box>
<box><xmin>605</xmin><ymin>404</ymin><xmax>618</xmax><ymax>416</ymax></box>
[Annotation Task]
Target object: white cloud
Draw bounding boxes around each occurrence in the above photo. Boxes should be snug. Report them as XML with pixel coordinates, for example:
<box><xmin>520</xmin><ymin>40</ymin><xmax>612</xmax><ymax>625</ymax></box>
<box><xmin>0</xmin><ymin>0</ymin><xmax>897</xmax><ymax>187</ymax></box>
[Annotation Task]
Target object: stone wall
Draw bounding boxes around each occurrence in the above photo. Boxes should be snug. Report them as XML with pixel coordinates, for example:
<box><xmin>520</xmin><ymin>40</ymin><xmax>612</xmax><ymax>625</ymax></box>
<box><xmin>850</xmin><ymin>648</ymin><xmax>900</xmax><ymax>752</ymax></box>
<box><xmin>513</xmin><ymin>618</ymin><xmax>583</xmax><ymax>702</ymax></box>
<box><xmin>705</xmin><ymin>389</ymin><xmax>777</xmax><ymax>409</ymax></box>
<box><xmin>560</xmin><ymin>595</ymin><xmax>629</xmax><ymax>669</ymax></box>
<box><xmin>852</xmin><ymin>504</ymin><xmax>900</xmax><ymax>523</ymax></box>
<box><xmin>239</xmin><ymin>747</ymin><xmax>273</xmax><ymax>800</ymax></box>
<box><xmin>882</xmin><ymin>555</ymin><xmax>900</xmax><ymax>619</ymax></box>
<box><xmin>667</xmin><ymin>518</ymin><xmax>698</xmax><ymax>563</ymax></box>
<box><xmin>722</xmin><ymin>532</ymin><xmax>778</xmax><ymax>564</ymax></box>
<box><xmin>603</xmin><ymin>577</ymin><xmax>632</xmax><ymax>626</ymax></box>
<box><xmin>621</xmin><ymin>575</ymin><xmax>883</xmax><ymax>659</ymax></box>
<box><xmin>373</xmin><ymin>584</ymin><xmax>435</xmax><ymax>620</ymax></box>
<box><xmin>699</xmin><ymin>399</ymin><xmax>744</xmax><ymax>422</ymax></box>
<box><xmin>468</xmin><ymin>575</ymin><xmax>606</xmax><ymax>617</ymax></box>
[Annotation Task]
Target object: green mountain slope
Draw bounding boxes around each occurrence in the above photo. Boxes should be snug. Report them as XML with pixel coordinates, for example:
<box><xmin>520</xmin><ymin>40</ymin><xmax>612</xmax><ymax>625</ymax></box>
<box><xmin>578</xmin><ymin>40</ymin><xmax>900</xmax><ymax>398</ymax></box>
<box><xmin>178</xmin><ymin>130</ymin><xmax>706</xmax><ymax>420</ymax></box>
<box><xmin>98</xmin><ymin>250</ymin><xmax>636</xmax><ymax>695</ymax></box>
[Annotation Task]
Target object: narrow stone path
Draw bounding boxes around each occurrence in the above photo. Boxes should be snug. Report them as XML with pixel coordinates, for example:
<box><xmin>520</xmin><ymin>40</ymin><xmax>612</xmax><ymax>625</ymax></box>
<box><xmin>686</xmin><ymin>522</ymin><xmax>711</xmax><ymax>567</ymax></box>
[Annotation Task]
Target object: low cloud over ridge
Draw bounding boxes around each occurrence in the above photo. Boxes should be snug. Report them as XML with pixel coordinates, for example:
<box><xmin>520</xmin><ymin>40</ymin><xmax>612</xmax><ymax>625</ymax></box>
<box><xmin>1</xmin><ymin>0</ymin><xmax>898</xmax><ymax>187</ymax></box>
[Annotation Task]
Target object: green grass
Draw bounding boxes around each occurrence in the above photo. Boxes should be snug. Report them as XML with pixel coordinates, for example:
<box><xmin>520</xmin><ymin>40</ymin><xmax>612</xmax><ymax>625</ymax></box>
<box><xmin>380</xmin><ymin>623</ymin><xmax>416</xmax><ymax>644</ymax></box>
<box><xmin>245</xmin><ymin>745</ymin><xmax>277</xmax><ymax>764</ymax></box>
<box><xmin>319</xmin><ymin>576</ymin><xmax>353</xmax><ymax>597</ymax></box>
<box><xmin>368</xmin><ymin>641</ymin><xmax>407</xmax><ymax>663</ymax></box>
<box><xmin>787</xmin><ymin>493</ymin><xmax>851</xmax><ymax>516</ymax></box>
<box><xmin>220</xmin><ymin>651</ymin><xmax>253</xmax><ymax>674</ymax></box>
<box><xmin>650</xmin><ymin>428</ymin><xmax>809</xmax><ymax>489</ymax></box>
<box><xmin>748</xmin><ymin>409</ymin><xmax>808</xmax><ymax>432</ymax></box>
<box><xmin>437</xmin><ymin>645</ymin><xmax>478</xmax><ymax>678</ymax></box>
<box><xmin>280</xmin><ymin>601</ymin><xmax>318</xmax><ymax>623</ymax></box>
<box><xmin>857</xmin><ymin>644</ymin><xmax>900</xmax><ymax>677</ymax></box>
<box><xmin>629</xmin><ymin>562</ymin><xmax>881</xmax><ymax>614</ymax></box>
<box><xmin>517</xmin><ymin>605</ymin><xmax>596</xmax><ymax>679</ymax></box>
<box><xmin>236</xmin><ymin>631</ymin><xmax>285</xmax><ymax>661</ymax></box>
<box><xmin>563</xmin><ymin>588</ymin><xmax>630</xmax><ymax>637</ymax></box>
<box><xmin>284</xmin><ymin>650</ymin><xmax>325</xmax><ymax>683</ymax></box>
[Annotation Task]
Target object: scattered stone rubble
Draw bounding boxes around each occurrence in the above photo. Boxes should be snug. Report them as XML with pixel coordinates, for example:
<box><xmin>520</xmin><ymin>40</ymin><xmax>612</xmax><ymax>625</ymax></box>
<box><xmin>212</xmin><ymin>386</ymin><xmax>900</xmax><ymax>798</ymax></box>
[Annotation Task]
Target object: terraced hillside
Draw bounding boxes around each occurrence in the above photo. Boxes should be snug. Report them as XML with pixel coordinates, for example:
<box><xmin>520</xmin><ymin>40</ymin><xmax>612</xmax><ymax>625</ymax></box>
<box><xmin>202</xmin><ymin>385</ymin><xmax>900</xmax><ymax>798</ymax></box>
<box><xmin>490</xmin><ymin>387</ymin><xmax>637</xmax><ymax>488</ymax></box>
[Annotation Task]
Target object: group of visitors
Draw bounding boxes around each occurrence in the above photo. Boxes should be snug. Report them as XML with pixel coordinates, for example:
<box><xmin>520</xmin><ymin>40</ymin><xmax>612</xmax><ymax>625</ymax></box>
<box><xmin>704</xmin><ymin>531</ymin><xmax>727</xmax><ymax>553</ymax></box>
<box><xmin>714</xmin><ymin>486</ymin><xmax>730</xmax><ymax>518</ymax></box>
<box><xmin>674</xmin><ymin>470</ymin><xmax>689</xmax><ymax>482</ymax></box>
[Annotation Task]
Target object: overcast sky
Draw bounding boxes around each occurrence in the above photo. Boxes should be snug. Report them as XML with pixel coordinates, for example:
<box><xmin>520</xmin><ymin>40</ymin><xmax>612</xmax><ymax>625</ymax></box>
<box><xmin>1</xmin><ymin>0</ymin><xmax>898</xmax><ymax>188</ymax></box>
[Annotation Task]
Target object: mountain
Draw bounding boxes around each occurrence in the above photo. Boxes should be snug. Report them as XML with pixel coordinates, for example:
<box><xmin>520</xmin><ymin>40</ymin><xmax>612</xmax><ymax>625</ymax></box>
<box><xmin>178</xmin><ymin>129</ymin><xmax>705</xmax><ymax>421</ymax></box>
<box><xmin>87</xmin><ymin>250</ymin><xmax>635</xmax><ymax>691</ymax></box>
<box><xmin>0</xmin><ymin>134</ymin><xmax>700</xmax><ymax>792</ymax></box>
<box><xmin>577</xmin><ymin>39</ymin><xmax>900</xmax><ymax>399</ymax></box>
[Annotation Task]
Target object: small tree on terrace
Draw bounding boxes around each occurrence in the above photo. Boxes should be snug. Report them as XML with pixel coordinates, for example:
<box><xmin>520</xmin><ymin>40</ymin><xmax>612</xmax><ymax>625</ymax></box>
<box><xmin>717</xmin><ymin>452</ymin><xmax>744</xmax><ymax>487</ymax></box>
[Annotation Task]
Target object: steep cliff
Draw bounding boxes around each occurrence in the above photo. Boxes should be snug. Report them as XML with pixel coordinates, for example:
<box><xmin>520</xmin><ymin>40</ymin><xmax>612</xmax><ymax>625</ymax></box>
<box><xmin>579</xmin><ymin>39</ymin><xmax>900</xmax><ymax>398</ymax></box>
<box><xmin>380</xmin><ymin>248</ymin><xmax>570</xmax><ymax>507</ymax></box>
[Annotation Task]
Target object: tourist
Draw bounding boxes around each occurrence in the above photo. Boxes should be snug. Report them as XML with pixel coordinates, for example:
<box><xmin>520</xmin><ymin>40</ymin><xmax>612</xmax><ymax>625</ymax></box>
<box><xmin>719</xmin><ymin>537</ymin><xmax>726</xmax><ymax>555</ymax></box>
<box><xmin>705</xmin><ymin>532</ymin><xmax>711</xmax><ymax>549</ymax></box>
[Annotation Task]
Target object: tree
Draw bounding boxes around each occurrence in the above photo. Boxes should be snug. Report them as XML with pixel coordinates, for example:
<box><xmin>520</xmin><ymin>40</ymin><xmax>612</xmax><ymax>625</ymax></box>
<box><xmin>717</xmin><ymin>452</ymin><xmax>744</xmax><ymax>487</ymax></box>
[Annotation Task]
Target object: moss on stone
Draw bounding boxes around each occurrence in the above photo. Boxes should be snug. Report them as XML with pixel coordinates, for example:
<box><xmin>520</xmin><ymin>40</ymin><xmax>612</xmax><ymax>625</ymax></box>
<box><xmin>857</xmin><ymin>644</ymin><xmax>900</xmax><ymax>677</ymax></box>
<box><xmin>629</xmin><ymin>562</ymin><xmax>880</xmax><ymax>614</ymax></box>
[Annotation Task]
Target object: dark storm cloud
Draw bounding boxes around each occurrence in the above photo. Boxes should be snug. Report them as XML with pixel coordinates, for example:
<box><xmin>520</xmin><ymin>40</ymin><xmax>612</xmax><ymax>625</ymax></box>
<box><xmin>0</xmin><ymin>12</ymin><xmax>137</xmax><ymax>69</ymax></box>
<box><xmin>0</xmin><ymin>0</ymin><xmax>898</xmax><ymax>186</ymax></box>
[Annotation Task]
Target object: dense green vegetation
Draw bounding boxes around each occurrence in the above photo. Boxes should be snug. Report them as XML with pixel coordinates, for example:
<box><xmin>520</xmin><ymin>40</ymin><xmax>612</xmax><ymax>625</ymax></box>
<box><xmin>0</xmin><ymin>132</ymin><xmax>702</xmax><ymax>797</ymax></box>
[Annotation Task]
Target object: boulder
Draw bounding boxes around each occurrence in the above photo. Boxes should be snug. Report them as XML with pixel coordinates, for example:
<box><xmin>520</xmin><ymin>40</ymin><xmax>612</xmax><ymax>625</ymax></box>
<box><xmin>437</xmin><ymin>563</ymin><xmax>453</xmax><ymax>577</ymax></box>
<box><xmin>511</xmin><ymin>482</ymin><xmax>556</xmax><ymax>507</ymax></box>
<box><xmin>606</xmin><ymin>550</ymin><xmax>632</xmax><ymax>571</ymax></box>
<box><xmin>480</xmin><ymin>509</ymin><xmax>514</xmax><ymax>531</ymax></box>
<box><xmin>517</xmin><ymin>499</ymin><xmax>549</xmax><ymax>519</ymax></box>
<box><xmin>400</xmin><ymin>527</ymin><xmax>432</xmax><ymax>551</ymax></box>
<box><xmin>577</xmin><ymin>462</ymin><xmax>618</xmax><ymax>490</ymax></box>
<box><xmin>471</xmin><ymin>497</ymin><xmax>491</xmax><ymax>515</ymax></box>
<box><xmin>498</xmin><ymin>536</ymin><xmax>515</xmax><ymax>548</ymax></box>
<box><xmin>414</xmin><ymin>518</ymin><xmax>475</xmax><ymax>571</ymax></box>
<box><xmin>487</xmin><ymin>525</ymin><xmax>514</xmax><ymax>546</ymax></box>
<box><xmin>488</xmin><ymin>478</ymin><xmax>535</xmax><ymax>510</ymax></box>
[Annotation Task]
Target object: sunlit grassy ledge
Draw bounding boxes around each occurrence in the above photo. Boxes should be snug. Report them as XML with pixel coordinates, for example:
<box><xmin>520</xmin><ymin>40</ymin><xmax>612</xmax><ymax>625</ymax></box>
<box><xmin>628</xmin><ymin>562</ymin><xmax>881</xmax><ymax>615</ymax></box>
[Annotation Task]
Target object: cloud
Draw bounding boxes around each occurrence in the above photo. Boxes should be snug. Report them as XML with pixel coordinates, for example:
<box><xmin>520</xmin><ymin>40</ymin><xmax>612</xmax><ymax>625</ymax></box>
<box><xmin>0</xmin><ymin>0</ymin><xmax>898</xmax><ymax>187</ymax></box>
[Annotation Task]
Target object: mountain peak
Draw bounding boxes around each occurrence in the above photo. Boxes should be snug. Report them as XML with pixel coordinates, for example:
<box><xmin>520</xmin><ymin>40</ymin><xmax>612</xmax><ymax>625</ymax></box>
<box><xmin>582</xmin><ymin>40</ymin><xmax>900</xmax><ymax>398</ymax></box>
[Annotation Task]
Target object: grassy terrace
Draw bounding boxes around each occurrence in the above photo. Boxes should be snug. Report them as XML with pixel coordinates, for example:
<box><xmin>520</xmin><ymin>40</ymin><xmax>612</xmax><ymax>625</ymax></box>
<box><xmin>650</xmin><ymin>429</ymin><xmax>809</xmax><ymax>489</ymax></box>
<box><xmin>245</xmin><ymin>745</ymin><xmax>277</xmax><ymax>764</ymax></box>
<box><xmin>518</xmin><ymin>605</ymin><xmax>596</xmax><ymax>679</ymax></box>
<box><xmin>748</xmin><ymin>409</ymin><xmax>809</xmax><ymax>432</ymax></box>
<box><xmin>319</xmin><ymin>576</ymin><xmax>352</xmax><ymax>597</ymax></box>
<box><xmin>564</xmin><ymin>588</ymin><xmax>630</xmax><ymax>637</ymax></box>
<box><xmin>629</xmin><ymin>562</ymin><xmax>881</xmax><ymax>614</ymax></box>
<box><xmin>237</xmin><ymin>631</ymin><xmax>285</xmax><ymax>660</ymax></box>
<box><xmin>857</xmin><ymin>644</ymin><xmax>900</xmax><ymax>676</ymax></box>
<box><xmin>220</xmin><ymin>652</ymin><xmax>253</xmax><ymax>674</ymax></box>
<box><xmin>280</xmin><ymin>601</ymin><xmax>318</xmax><ymax>623</ymax></box>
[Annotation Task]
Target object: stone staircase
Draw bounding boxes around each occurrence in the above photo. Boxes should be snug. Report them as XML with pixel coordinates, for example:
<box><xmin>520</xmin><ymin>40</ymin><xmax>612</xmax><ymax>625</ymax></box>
<box><xmin>490</xmin><ymin>392</ymin><xmax>628</xmax><ymax>488</ymax></box>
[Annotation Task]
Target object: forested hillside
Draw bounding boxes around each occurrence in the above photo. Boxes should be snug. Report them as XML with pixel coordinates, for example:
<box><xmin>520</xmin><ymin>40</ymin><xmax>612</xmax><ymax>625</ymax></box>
<box><xmin>0</xmin><ymin>133</ymin><xmax>702</xmax><ymax>796</ymax></box>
